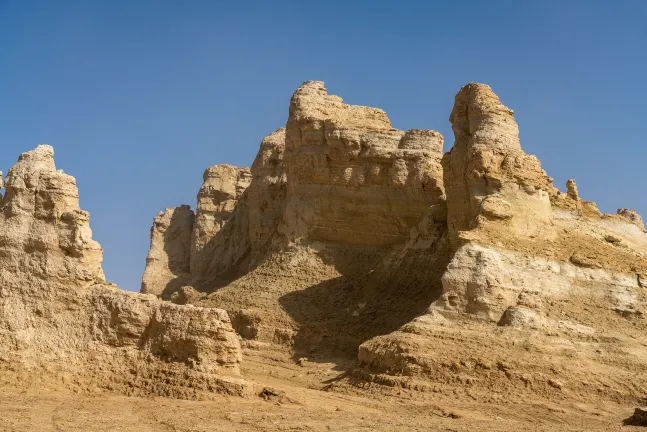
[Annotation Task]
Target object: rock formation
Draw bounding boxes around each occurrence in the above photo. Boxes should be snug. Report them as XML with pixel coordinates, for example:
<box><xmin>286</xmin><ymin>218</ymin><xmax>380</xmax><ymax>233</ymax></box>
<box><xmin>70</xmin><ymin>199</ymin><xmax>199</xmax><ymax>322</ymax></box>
<box><xmin>140</xmin><ymin>84</ymin><xmax>647</xmax><ymax>407</ymax></box>
<box><xmin>141</xmin><ymin>81</ymin><xmax>450</xmax><ymax>355</ymax></box>
<box><xmin>191</xmin><ymin>165</ymin><xmax>252</xmax><ymax>274</ymax></box>
<box><xmin>0</xmin><ymin>146</ymin><xmax>246</xmax><ymax>399</ymax></box>
<box><xmin>141</xmin><ymin>205</ymin><xmax>194</xmax><ymax>297</ymax></box>
<box><xmin>281</xmin><ymin>81</ymin><xmax>444</xmax><ymax>245</ymax></box>
<box><xmin>7</xmin><ymin>79</ymin><xmax>641</xmax><ymax>411</ymax></box>
<box><xmin>356</xmin><ymin>83</ymin><xmax>647</xmax><ymax>405</ymax></box>
<box><xmin>142</xmin><ymin>81</ymin><xmax>446</xmax><ymax>290</ymax></box>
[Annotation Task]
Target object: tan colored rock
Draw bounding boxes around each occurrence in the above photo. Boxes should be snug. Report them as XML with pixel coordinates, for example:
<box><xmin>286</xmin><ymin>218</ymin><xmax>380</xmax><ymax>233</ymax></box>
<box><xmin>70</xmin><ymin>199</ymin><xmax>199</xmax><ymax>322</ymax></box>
<box><xmin>131</xmin><ymin>81</ymin><xmax>647</xmax><ymax>410</ymax></box>
<box><xmin>141</xmin><ymin>205</ymin><xmax>194</xmax><ymax>298</ymax></box>
<box><xmin>190</xmin><ymin>164</ymin><xmax>251</xmax><ymax>271</ymax></box>
<box><xmin>178</xmin><ymin>83</ymin><xmax>450</xmax><ymax>357</ymax></box>
<box><xmin>281</xmin><ymin>80</ymin><xmax>444</xmax><ymax>245</ymax></box>
<box><xmin>0</xmin><ymin>145</ymin><xmax>246</xmax><ymax>399</ymax></box>
<box><xmin>618</xmin><ymin>208</ymin><xmax>645</xmax><ymax>231</ymax></box>
<box><xmin>498</xmin><ymin>306</ymin><xmax>545</xmax><ymax>328</ymax></box>
<box><xmin>357</xmin><ymin>83</ymin><xmax>647</xmax><ymax>406</ymax></box>
<box><xmin>169</xmin><ymin>285</ymin><xmax>199</xmax><ymax>305</ymax></box>
<box><xmin>443</xmin><ymin>83</ymin><xmax>556</xmax><ymax>250</ymax></box>
<box><xmin>0</xmin><ymin>145</ymin><xmax>104</xmax><ymax>286</ymax></box>
<box><xmin>248</xmin><ymin>128</ymin><xmax>287</xmax><ymax>253</ymax></box>
<box><xmin>566</xmin><ymin>179</ymin><xmax>579</xmax><ymax>200</ymax></box>
<box><xmin>187</xmin><ymin>131</ymin><xmax>285</xmax><ymax>289</ymax></box>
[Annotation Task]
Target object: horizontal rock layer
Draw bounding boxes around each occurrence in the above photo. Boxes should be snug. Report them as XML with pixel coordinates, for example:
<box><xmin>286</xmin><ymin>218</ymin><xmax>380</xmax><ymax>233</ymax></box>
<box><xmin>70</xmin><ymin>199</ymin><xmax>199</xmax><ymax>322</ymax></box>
<box><xmin>137</xmin><ymin>80</ymin><xmax>647</xmax><ymax>406</ymax></box>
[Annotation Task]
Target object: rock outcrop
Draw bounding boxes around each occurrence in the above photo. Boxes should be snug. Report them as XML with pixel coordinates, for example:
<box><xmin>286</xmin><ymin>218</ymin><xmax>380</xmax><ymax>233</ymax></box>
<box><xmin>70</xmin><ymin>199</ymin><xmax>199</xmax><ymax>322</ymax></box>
<box><xmin>134</xmin><ymin>80</ymin><xmax>647</xmax><ymax>408</ymax></box>
<box><xmin>0</xmin><ymin>146</ymin><xmax>246</xmax><ymax>399</ymax></box>
<box><xmin>141</xmin><ymin>205</ymin><xmax>194</xmax><ymax>297</ymax></box>
<box><xmin>140</xmin><ymin>82</ymin><xmax>450</xmax><ymax>356</ymax></box>
<box><xmin>356</xmin><ymin>83</ymin><xmax>647</xmax><ymax>405</ymax></box>
<box><xmin>4</xmin><ymin>79</ymin><xmax>647</xmax><ymax>415</ymax></box>
<box><xmin>191</xmin><ymin>165</ymin><xmax>251</xmax><ymax>274</ymax></box>
<box><xmin>281</xmin><ymin>81</ymin><xmax>444</xmax><ymax>245</ymax></box>
<box><xmin>442</xmin><ymin>83</ymin><xmax>556</xmax><ymax>250</ymax></box>
<box><xmin>142</xmin><ymin>81</ymin><xmax>446</xmax><ymax>287</ymax></box>
<box><xmin>141</xmin><ymin>130</ymin><xmax>288</xmax><ymax>295</ymax></box>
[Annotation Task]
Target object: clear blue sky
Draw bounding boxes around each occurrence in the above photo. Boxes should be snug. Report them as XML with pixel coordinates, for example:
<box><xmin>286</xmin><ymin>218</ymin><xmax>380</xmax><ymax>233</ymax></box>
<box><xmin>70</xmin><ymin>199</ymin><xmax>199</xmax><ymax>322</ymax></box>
<box><xmin>1</xmin><ymin>1</ymin><xmax>646</xmax><ymax>291</ymax></box>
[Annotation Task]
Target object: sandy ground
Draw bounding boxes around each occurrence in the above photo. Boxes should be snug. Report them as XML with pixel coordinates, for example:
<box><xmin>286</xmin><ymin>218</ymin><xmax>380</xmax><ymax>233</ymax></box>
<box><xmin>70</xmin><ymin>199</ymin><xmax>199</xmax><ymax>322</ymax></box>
<box><xmin>0</xmin><ymin>347</ymin><xmax>643</xmax><ymax>432</ymax></box>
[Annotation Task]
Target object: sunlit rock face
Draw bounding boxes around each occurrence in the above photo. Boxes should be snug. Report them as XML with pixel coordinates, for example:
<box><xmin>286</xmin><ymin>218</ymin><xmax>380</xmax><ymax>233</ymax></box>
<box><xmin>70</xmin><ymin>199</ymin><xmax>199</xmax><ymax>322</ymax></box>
<box><xmin>0</xmin><ymin>145</ymin><xmax>246</xmax><ymax>399</ymax></box>
<box><xmin>357</xmin><ymin>83</ymin><xmax>647</xmax><ymax>406</ymax></box>
<box><xmin>281</xmin><ymin>80</ymin><xmax>445</xmax><ymax>246</ymax></box>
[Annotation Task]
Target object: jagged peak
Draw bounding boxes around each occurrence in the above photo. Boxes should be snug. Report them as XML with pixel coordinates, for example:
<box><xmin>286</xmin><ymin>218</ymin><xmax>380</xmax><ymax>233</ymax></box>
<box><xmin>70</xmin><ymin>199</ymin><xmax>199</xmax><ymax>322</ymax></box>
<box><xmin>288</xmin><ymin>80</ymin><xmax>392</xmax><ymax>131</ymax></box>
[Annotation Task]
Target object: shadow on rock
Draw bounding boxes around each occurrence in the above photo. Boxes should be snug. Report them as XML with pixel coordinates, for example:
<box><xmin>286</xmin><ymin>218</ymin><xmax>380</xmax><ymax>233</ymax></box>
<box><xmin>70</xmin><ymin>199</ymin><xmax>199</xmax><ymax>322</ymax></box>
<box><xmin>278</xmin><ymin>234</ymin><xmax>451</xmax><ymax>364</ymax></box>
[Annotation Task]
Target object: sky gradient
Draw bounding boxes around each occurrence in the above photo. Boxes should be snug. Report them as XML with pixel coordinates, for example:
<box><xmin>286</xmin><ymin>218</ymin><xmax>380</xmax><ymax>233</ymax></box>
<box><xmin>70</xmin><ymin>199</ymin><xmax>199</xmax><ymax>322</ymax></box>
<box><xmin>1</xmin><ymin>0</ymin><xmax>646</xmax><ymax>290</ymax></box>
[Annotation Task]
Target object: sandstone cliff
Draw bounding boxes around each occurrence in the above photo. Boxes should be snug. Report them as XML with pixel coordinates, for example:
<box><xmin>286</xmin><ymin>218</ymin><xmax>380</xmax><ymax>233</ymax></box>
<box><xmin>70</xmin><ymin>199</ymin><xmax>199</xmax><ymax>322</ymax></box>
<box><xmin>142</xmin><ymin>81</ymin><xmax>450</xmax><ymax>354</ymax></box>
<box><xmin>0</xmin><ymin>146</ymin><xmax>246</xmax><ymax>399</ymax></box>
<box><xmin>140</xmin><ymin>80</ymin><xmax>647</xmax><ymax>408</ymax></box>
<box><xmin>3</xmin><ymin>79</ymin><xmax>647</xmax><ymax>415</ymax></box>
<box><xmin>357</xmin><ymin>83</ymin><xmax>647</xmax><ymax>405</ymax></box>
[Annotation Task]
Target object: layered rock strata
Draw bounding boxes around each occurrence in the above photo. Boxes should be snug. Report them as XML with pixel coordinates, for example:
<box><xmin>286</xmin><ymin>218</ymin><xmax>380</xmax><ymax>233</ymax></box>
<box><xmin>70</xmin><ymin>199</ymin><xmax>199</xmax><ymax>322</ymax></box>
<box><xmin>357</xmin><ymin>83</ymin><xmax>647</xmax><ymax>404</ymax></box>
<box><xmin>142</xmin><ymin>82</ymin><xmax>445</xmax><ymax>293</ymax></box>
<box><xmin>141</xmin><ymin>205</ymin><xmax>194</xmax><ymax>297</ymax></box>
<box><xmin>0</xmin><ymin>145</ymin><xmax>245</xmax><ymax>399</ymax></box>
<box><xmin>281</xmin><ymin>81</ymin><xmax>444</xmax><ymax>245</ymax></box>
<box><xmin>139</xmin><ymin>80</ymin><xmax>647</xmax><ymax>406</ymax></box>
<box><xmin>141</xmin><ymin>82</ymin><xmax>449</xmax><ymax>357</ymax></box>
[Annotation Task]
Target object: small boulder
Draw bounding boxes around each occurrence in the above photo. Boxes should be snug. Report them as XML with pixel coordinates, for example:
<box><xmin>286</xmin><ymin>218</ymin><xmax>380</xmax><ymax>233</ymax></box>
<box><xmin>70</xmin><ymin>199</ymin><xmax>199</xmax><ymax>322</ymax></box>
<box><xmin>498</xmin><ymin>307</ymin><xmax>545</xmax><ymax>329</ymax></box>
<box><xmin>626</xmin><ymin>407</ymin><xmax>647</xmax><ymax>426</ymax></box>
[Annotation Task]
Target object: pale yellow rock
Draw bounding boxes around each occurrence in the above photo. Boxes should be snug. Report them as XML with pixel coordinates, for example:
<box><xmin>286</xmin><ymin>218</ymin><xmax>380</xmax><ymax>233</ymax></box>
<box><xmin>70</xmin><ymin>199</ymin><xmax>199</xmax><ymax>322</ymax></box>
<box><xmin>443</xmin><ymin>83</ymin><xmax>556</xmax><ymax>250</ymax></box>
<box><xmin>618</xmin><ymin>208</ymin><xmax>645</xmax><ymax>231</ymax></box>
<box><xmin>281</xmin><ymin>81</ymin><xmax>445</xmax><ymax>245</ymax></box>
<box><xmin>566</xmin><ymin>179</ymin><xmax>579</xmax><ymax>200</ymax></box>
<box><xmin>191</xmin><ymin>164</ymin><xmax>251</xmax><ymax>271</ymax></box>
<box><xmin>357</xmin><ymin>83</ymin><xmax>647</xmax><ymax>406</ymax></box>
<box><xmin>130</xmin><ymin>81</ymin><xmax>647</xmax><ymax>408</ymax></box>
<box><xmin>0</xmin><ymin>146</ymin><xmax>246</xmax><ymax>399</ymax></box>
<box><xmin>158</xmin><ymin>129</ymin><xmax>289</xmax><ymax>290</ymax></box>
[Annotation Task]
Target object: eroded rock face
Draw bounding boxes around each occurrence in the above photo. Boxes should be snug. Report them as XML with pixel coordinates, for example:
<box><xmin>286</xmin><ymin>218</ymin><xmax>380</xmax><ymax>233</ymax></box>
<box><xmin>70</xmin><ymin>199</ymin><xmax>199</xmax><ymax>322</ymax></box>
<box><xmin>443</xmin><ymin>83</ymin><xmax>556</xmax><ymax>250</ymax></box>
<box><xmin>248</xmin><ymin>128</ymin><xmax>287</xmax><ymax>253</ymax></box>
<box><xmin>0</xmin><ymin>146</ymin><xmax>245</xmax><ymax>399</ymax></box>
<box><xmin>357</xmin><ymin>83</ymin><xmax>647</xmax><ymax>405</ymax></box>
<box><xmin>0</xmin><ymin>145</ymin><xmax>105</xmax><ymax>286</ymax></box>
<box><xmin>142</xmin><ymin>130</ymin><xmax>287</xmax><ymax>293</ymax></box>
<box><xmin>191</xmin><ymin>165</ymin><xmax>251</xmax><ymax>273</ymax></box>
<box><xmin>140</xmin><ymin>82</ymin><xmax>450</xmax><ymax>361</ymax></box>
<box><xmin>143</xmin><ymin>81</ymin><xmax>446</xmax><ymax>292</ymax></box>
<box><xmin>281</xmin><ymin>81</ymin><xmax>444</xmax><ymax>245</ymax></box>
<box><xmin>134</xmin><ymin>80</ymin><xmax>647</xmax><ymax>407</ymax></box>
<box><xmin>141</xmin><ymin>205</ymin><xmax>194</xmax><ymax>297</ymax></box>
<box><xmin>618</xmin><ymin>208</ymin><xmax>645</xmax><ymax>231</ymax></box>
<box><xmin>437</xmin><ymin>83</ymin><xmax>647</xmax><ymax>320</ymax></box>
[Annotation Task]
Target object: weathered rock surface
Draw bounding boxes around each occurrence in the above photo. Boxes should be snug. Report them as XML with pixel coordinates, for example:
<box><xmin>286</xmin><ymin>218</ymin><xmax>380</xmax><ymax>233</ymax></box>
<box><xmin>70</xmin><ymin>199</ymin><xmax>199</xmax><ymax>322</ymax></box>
<box><xmin>0</xmin><ymin>146</ymin><xmax>246</xmax><ymax>399</ymax></box>
<box><xmin>191</xmin><ymin>165</ymin><xmax>251</xmax><ymax>273</ymax></box>
<box><xmin>281</xmin><ymin>81</ymin><xmax>444</xmax><ymax>245</ymax></box>
<box><xmin>356</xmin><ymin>83</ymin><xmax>647</xmax><ymax>405</ymax></box>
<box><xmin>135</xmin><ymin>80</ymin><xmax>647</xmax><ymax>409</ymax></box>
<box><xmin>141</xmin><ymin>205</ymin><xmax>194</xmax><ymax>297</ymax></box>
<box><xmin>442</xmin><ymin>83</ymin><xmax>556</xmax><ymax>250</ymax></box>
